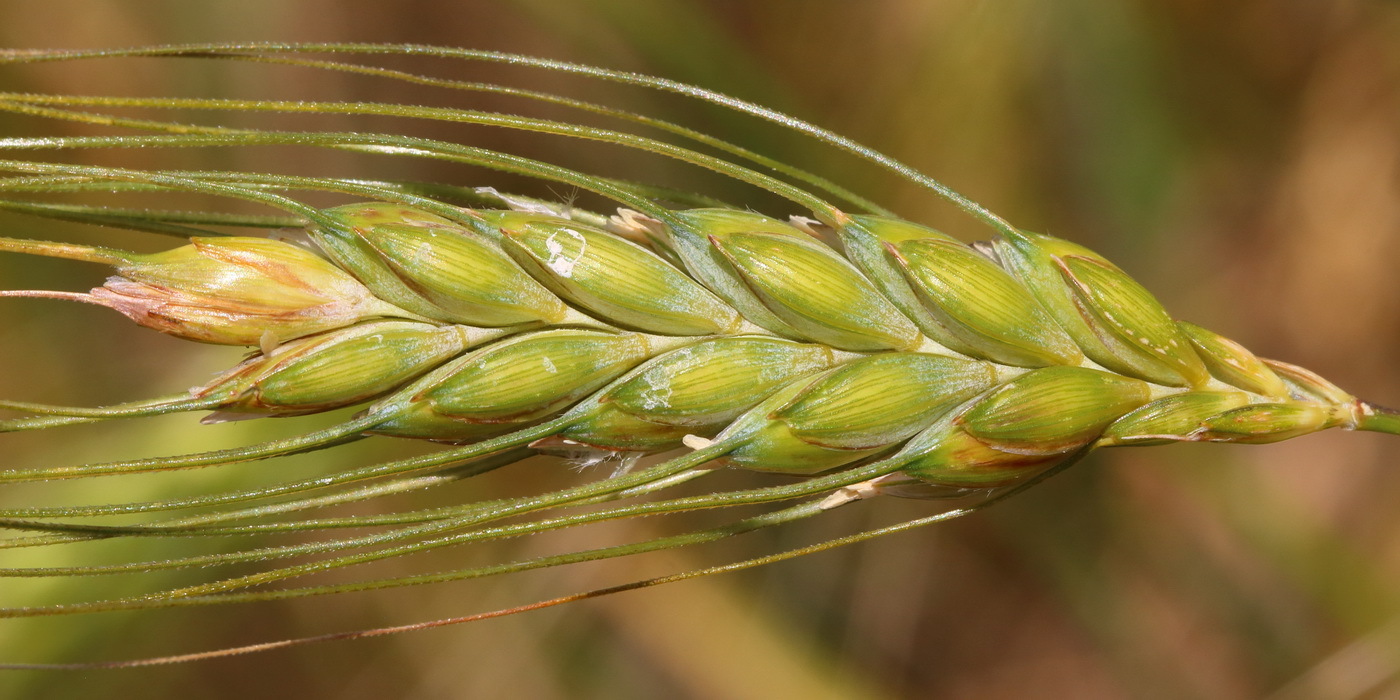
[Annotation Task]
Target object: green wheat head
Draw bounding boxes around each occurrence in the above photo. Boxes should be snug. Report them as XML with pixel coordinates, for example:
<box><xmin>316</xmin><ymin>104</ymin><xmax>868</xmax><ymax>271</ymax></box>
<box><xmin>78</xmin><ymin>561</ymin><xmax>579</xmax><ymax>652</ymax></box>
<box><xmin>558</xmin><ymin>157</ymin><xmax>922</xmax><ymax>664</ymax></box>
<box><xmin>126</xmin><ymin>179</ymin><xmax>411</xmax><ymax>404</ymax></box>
<box><xmin>0</xmin><ymin>44</ymin><xmax>1393</xmax><ymax>667</ymax></box>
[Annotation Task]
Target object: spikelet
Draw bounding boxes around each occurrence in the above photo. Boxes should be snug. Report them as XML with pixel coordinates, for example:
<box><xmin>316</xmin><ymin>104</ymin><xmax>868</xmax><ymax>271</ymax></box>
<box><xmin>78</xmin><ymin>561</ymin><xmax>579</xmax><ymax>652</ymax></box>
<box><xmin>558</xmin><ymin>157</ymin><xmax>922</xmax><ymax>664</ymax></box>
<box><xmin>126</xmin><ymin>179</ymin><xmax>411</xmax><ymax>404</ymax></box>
<box><xmin>0</xmin><ymin>44</ymin><xmax>1394</xmax><ymax>667</ymax></box>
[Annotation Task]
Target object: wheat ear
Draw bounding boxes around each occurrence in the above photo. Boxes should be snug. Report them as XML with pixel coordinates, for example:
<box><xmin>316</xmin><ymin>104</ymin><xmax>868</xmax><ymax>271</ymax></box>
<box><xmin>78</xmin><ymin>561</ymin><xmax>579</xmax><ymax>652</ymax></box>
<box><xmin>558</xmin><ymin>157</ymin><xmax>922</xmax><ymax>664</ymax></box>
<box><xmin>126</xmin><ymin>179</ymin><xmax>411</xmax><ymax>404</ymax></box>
<box><xmin>0</xmin><ymin>44</ymin><xmax>1393</xmax><ymax>666</ymax></box>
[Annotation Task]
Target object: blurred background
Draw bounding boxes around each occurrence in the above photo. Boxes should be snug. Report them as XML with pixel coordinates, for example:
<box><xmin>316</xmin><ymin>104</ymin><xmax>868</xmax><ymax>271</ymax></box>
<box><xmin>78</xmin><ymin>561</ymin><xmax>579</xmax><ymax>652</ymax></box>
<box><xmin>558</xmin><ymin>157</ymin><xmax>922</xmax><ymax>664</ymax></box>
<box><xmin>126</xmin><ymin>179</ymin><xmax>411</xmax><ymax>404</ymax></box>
<box><xmin>0</xmin><ymin>1</ymin><xmax>1398</xmax><ymax>698</ymax></box>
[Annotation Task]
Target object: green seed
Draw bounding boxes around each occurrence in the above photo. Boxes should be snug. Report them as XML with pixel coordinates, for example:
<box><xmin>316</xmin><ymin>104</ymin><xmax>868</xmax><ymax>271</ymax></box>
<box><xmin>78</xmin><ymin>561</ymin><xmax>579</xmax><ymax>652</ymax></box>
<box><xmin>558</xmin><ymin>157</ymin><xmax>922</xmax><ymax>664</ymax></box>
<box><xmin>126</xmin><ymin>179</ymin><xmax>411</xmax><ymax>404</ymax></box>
<box><xmin>994</xmin><ymin>231</ymin><xmax>1208</xmax><ymax>387</ymax></box>
<box><xmin>316</xmin><ymin>203</ymin><xmax>570</xmax><ymax>325</ymax></box>
<box><xmin>708</xmin><ymin>378</ymin><xmax>884</xmax><ymax>475</ymax></box>
<box><xmin>602</xmin><ymin>337</ymin><xmax>838</xmax><ymax>427</ymax></box>
<box><xmin>367</xmin><ymin>329</ymin><xmax>656</xmax><ymax>440</ymax></box>
<box><xmin>196</xmin><ymin>321</ymin><xmax>482</xmax><ymax>416</ymax></box>
<box><xmin>659</xmin><ymin>209</ymin><xmax>808</xmax><ymax>338</ymax></box>
<box><xmin>899</xmin><ymin>423</ymin><xmax>1069</xmax><ymax>487</ymax></box>
<box><xmin>837</xmin><ymin>216</ymin><xmax>958</xmax><ymax>343</ymax></box>
<box><xmin>774</xmin><ymin>353</ymin><xmax>997</xmax><ymax>449</ymax></box>
<box><xmin>1194</xmin><ymin>403</ymin><xmax>1337</xmax><ymax>443</ymax></box>
<box><xmin>546</xmin><ymin>336</ymin><xmax>838</xmax><ymax>451</ymax></box>
<box><xmin>889</xmin><ymin>237</ymin><xmax>1082</xmax><ymax>366</ymax></box>
<box><xmin>1058</xmin><ymin>255</ymin><xmax>1209</xmax><ymax>386</ymax></box>
<box><xmin>1177</xmin><ymin>322</ymin><xmax>1290</xmax><ymax>397</ymax></box>
<box><xmin>1099</xmin><ymin>391</ymin><xmax>1252</xmax><ymax>446</ymax></box>
<box><xmin>675</xmin><ymin>208</ymin><xmax>814</xmax><ymax>239</ymax></box>
<box><xmin>899</xmin><ymin>366</ymin><xmax>1152</xmax><ymax>488</ymax></box>
<box><xmin>710</xmin><ymin>230</ymin><xmax>922</xmax><ymax>351</ymax></box>
<box><xmin>958</xmin><ymin>366</ymin><xmax>1152</xmax><ymax>454</ymax></box>
<box><xmin>717</xmin><ymin>353</ymin><xmax>996</xmax><ymax>474</ymax></box>
<box><xmin>499</xmin><ymin>218</ymin><xmax>743</xmax><ymax>335</ymax></box>
<box><xmin>1263</xmin><ymin>359</ymin><xmax>1356</xmax><ymax>404</ymax></box>
<box><xmin>310</xmin><ymin>204</ymin><xmax>469</xmax><ymax>320</ymax></box>
<box><xmin>96</xmin><ymin>236</ymin><xmax>415</xmax><ymax>346</ymax></box>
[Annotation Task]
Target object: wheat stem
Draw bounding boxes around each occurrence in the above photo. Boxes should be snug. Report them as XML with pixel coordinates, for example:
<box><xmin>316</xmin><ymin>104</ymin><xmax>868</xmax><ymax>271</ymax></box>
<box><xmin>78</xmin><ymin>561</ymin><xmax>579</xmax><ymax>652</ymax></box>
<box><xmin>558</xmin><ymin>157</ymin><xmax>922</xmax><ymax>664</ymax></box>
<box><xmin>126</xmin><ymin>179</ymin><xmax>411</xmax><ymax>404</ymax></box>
<box><xmin>1356</xmin><ymin>402</ymin><xmax>1400</xmax><ymax>436</ymax></box>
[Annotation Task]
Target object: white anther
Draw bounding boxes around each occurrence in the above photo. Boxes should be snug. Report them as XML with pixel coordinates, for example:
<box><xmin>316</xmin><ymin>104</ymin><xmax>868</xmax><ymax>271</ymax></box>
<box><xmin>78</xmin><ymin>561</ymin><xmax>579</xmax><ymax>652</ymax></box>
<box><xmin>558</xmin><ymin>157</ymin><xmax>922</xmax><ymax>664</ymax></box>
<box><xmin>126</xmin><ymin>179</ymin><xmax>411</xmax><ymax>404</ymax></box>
<box><xmin>681</xmin><ymin>435</ymin><xmax>714</xmax><ymax>451</ymax></box>
<box><xmin>817</xmin><ymin>479</ymin><xmax>883</xmax><ymax>510</ymax></box>
<box><xmin>258</xmin><ymin>331</ymin><xmax>280</xmax><ymax>356</ymax></box>
<box><xmin>787</xmin><ymin>216</ymin><xmax>827</xmax><ymax>238</ymax></box>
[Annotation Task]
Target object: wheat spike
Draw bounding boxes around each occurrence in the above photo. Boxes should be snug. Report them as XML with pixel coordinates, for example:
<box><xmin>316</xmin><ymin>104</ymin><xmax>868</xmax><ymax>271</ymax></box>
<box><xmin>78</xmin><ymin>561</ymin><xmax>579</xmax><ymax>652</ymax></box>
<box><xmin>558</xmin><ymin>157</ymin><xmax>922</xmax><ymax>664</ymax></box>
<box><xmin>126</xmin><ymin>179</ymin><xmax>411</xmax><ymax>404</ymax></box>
<box><xmin>0</xmin><ymin>44</ymin><xmax>1394</xmax><ymax>666</ymax></box>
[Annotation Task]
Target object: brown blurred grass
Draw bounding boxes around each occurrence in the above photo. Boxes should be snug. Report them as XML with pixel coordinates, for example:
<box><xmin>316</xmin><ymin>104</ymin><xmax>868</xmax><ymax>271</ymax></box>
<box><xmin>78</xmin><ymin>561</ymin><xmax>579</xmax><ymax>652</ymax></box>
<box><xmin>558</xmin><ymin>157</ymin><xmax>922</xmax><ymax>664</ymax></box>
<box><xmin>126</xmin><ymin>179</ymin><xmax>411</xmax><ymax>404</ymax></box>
<box><xmin>0</xmin><ymin>1</ymin><xmax>1398</xmax><ymax>698</ymax></box>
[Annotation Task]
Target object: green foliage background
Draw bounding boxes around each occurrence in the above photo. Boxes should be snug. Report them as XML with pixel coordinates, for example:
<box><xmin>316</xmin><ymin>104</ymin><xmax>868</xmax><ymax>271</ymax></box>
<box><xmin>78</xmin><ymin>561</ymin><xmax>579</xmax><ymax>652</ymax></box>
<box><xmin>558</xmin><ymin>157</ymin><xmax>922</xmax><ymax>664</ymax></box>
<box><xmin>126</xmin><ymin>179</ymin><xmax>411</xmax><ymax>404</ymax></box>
<box><xmin>1</xmin><ymin>1</ymin><xmax>1398</xmax><ymax>698</ymax></box>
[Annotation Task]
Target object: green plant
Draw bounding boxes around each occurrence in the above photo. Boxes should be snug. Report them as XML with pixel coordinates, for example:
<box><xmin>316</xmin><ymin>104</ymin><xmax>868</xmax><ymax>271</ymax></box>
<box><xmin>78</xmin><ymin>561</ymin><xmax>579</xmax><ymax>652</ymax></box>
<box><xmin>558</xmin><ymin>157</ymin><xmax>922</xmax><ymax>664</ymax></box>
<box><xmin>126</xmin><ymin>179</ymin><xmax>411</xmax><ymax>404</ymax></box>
<box><xmin>0</xmin><ymin>44</ymin><xmax>1393</xmax><ymax>667</ymax></box>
